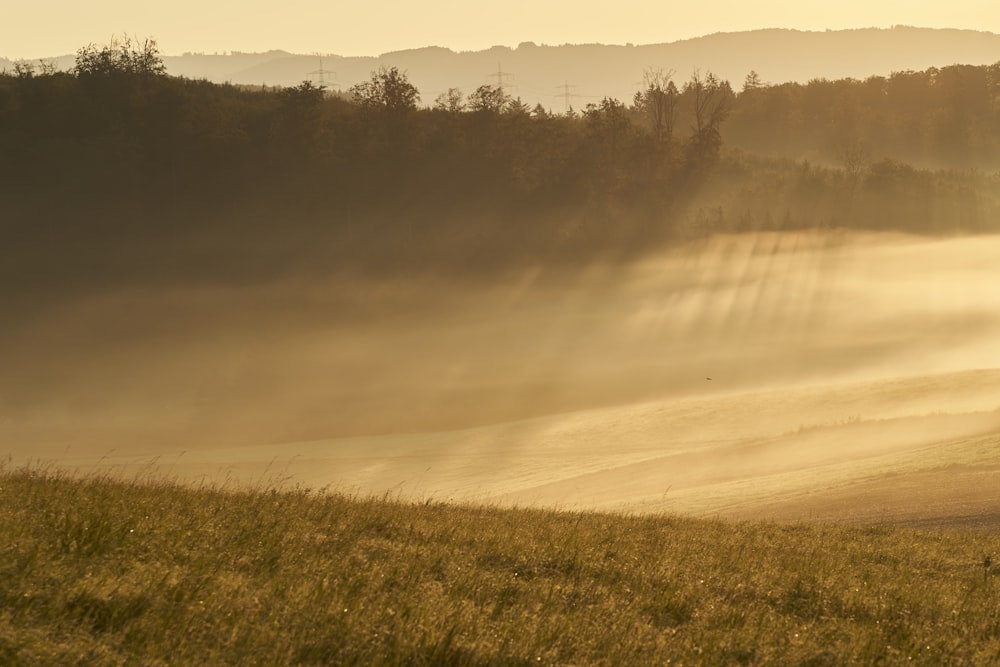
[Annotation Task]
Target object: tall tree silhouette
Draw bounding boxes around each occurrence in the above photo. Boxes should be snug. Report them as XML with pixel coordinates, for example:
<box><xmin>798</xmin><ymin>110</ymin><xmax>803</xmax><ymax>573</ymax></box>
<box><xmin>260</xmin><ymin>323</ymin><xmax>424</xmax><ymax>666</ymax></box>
<box><xmin>349</xmin><ymin>66</ymin><xmax>419</xmax><ymax>112</ymax></box>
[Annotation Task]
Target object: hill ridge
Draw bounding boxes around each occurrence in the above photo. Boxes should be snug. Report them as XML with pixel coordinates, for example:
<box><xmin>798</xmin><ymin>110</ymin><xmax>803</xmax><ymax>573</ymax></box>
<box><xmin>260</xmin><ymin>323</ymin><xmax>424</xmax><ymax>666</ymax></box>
<box><xmin>5</xmin><ymin>27</ymin><xmax>999</xmax><ymax>109</ymax></box>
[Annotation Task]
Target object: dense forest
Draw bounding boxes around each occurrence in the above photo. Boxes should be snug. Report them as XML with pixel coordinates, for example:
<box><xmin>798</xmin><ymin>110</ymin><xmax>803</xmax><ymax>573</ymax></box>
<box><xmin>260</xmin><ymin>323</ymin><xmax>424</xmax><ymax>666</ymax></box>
<box><xmin>3</xmin><ymin>38</ymin><xmax>1000</xmax><ymax>293</ymax></box>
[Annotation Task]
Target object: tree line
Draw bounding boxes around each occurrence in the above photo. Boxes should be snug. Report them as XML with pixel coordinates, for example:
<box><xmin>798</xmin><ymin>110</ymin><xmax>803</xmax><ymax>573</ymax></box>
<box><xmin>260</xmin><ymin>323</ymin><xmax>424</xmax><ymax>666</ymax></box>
<box><xmin>2</xmin><ymin>38</ymin><xmax>999</xmax><ymax>285</ymax></box>
<box><xmin>729</xmin><ymin>64</ymin><xmax>1000</xmax><ymax>169</ymax></box>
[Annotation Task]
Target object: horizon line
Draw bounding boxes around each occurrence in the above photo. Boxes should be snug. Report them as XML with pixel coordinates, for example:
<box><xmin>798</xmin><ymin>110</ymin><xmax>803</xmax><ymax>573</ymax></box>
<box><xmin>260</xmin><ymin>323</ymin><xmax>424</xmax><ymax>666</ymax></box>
<box><xmin>3</xmin><ymin>25</ymin><xmax>997</xmax><ymax>62</ymax></box>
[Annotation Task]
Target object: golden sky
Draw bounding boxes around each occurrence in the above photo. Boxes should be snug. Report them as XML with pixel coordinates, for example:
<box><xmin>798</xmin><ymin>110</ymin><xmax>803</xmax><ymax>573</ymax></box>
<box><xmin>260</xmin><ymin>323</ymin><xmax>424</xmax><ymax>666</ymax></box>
<box><xmin>4</xmin><ymin>0</ymin><xmax>998</xmax><ymax>59</ymax></box>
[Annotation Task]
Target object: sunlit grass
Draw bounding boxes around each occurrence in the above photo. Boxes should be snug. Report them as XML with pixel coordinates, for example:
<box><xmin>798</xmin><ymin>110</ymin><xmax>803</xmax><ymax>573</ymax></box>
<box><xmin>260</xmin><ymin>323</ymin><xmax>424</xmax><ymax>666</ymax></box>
<box><xmin>2</xmin><ymin>466</ymin><xmax>999</xmax><ymax>665</ymax></box>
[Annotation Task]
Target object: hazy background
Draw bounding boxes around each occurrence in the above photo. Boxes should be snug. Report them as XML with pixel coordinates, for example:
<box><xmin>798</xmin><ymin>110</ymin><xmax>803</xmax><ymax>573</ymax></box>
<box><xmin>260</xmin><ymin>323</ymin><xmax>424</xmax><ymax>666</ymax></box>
<box><xmin>9</xmin><ymin>28</ymin><xmax>1000</xmax><ymax>116</ymax></box>
<box><xmin>3</xmin><ymin>1</ymin><xmax>999</xmax><ymax>59</ymax></box>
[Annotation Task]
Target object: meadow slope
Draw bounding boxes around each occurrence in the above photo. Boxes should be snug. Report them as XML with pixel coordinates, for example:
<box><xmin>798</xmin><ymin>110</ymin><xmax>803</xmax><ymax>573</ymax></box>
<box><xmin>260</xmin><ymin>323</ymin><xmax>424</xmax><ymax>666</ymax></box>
<box><xmin>2</xmin><ymin>469</ymin><xmax>1000</xmax><ymax>665</ymax></box>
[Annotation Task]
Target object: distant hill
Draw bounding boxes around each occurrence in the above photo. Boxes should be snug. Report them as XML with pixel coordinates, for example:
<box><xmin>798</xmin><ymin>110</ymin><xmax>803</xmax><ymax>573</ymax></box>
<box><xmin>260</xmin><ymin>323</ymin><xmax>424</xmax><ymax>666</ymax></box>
<box><xmin>4</xmin><ymin>27</ymin><xmax>1000</xmax><ymax>110</ymax></box>
<box><xmin>158</xmin><ymin>27</ymin><xmax>1000</xmax><ymax>110</ymax></box>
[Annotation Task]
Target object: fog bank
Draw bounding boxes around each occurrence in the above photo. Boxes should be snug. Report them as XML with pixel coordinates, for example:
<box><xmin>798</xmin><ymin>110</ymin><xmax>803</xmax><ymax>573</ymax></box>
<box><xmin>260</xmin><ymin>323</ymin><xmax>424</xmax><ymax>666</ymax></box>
<box><xmin>5</xmin><ymin>231</ymin><xmax>1000</xmax><ymax>518</ymax></box>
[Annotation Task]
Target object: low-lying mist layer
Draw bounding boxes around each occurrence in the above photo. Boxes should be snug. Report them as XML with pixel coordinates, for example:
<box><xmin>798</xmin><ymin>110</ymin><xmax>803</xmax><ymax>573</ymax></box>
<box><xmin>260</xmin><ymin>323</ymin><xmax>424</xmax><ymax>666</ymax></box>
<box><xmin>5</xmin><ymin>230</ymin><xmax>1000</xmax><ymax>521</ymax></box>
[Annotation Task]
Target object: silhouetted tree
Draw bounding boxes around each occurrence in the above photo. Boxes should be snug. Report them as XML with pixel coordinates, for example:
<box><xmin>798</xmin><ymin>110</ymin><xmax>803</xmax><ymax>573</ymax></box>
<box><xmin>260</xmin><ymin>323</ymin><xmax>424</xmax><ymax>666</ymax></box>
<box><xmin>272</xmin><ymin>81</ymin><xmax>327</xmax><ymax>162</ymax></box>
<box><xmin>13</xmin><ymin>62</ymin><xmax>38</xmax><ymax>79</ymax></box>
<box><xmin>433</xmin><ymin>87</ymin><xmax>465</xmax><ymax>113</ymax></box>
<box><xmin>506</xmin><ymin>96</ymin><xmax>531</xmax><ymax>116</ymax></box>
<box><xmin>74</xmin><ymin>36</ymin><xmax>166</xmax><ymax>78</ymax></box>
<box><xmin>468</xmin><ymin>84</ymin><xmax>509</xmax><ymax>114</ymax></box>
<box><xmin>683</xmin><ymin>70</ymin><xmax>734</xmax><ymax>168</ymax></box>
<box><xmin>633</xmin><ymin>68</ymin><xmax>679</xmax><ymax>148</ymax></box>
<box><xmin>349</xmin><ymin>66</ymin><xmax>419</xmax><ymax>112</ymax></box>
<box><xmin>685</xmin><ymin>70</ymin><xmax>733</xmax><ymax>135</ymax></box>
<box><xmin>585</xmin><ymin>97</ymin><xmax>631</xmax><ymax>179</ymax></box>
<box><xmin>742</xmin><ymin>70</ymin><xmax>765</xmax><ymax>92</ymax></box>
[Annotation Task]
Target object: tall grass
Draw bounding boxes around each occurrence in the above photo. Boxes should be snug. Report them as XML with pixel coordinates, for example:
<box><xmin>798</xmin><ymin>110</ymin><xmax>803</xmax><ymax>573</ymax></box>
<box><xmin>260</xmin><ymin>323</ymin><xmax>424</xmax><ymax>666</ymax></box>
<box><xmin>2</xmin><ymin>467</ymin><xmax>998</xmax><ymax>665</ymax></box>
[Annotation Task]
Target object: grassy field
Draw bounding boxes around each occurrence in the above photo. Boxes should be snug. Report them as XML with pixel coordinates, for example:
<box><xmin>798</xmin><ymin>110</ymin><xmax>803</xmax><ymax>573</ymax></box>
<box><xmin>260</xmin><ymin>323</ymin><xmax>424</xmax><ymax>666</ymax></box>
<box><xmin>2</xmin><ymin>467</ymin><xmax>999</xmax><ymax>665</ymax></box>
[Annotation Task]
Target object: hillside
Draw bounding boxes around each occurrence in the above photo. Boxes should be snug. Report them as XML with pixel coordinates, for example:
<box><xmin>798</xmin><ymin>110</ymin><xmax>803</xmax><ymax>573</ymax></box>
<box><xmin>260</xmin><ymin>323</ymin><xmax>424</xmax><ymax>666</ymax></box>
<box><xmin>154</xmin><ymin>27</ymin><xmax>1000</xmax><ymax>109</ymax></box>
<box><xmin>2</xmin><ymin>468</ymin><xmax>999</xmax><ymax>665</ymax></box>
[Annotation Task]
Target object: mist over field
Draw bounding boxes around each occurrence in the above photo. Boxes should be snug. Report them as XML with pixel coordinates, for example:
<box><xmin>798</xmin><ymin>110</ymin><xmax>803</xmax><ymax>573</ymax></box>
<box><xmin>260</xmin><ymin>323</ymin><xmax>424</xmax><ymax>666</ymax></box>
<box><xmin>5</xmin><ymin>229</ymin><xmax>1000</xmax><ymax>524</ymax></box>
<box><xmin>3</xmin><ymin>37</ymin><xmax>1000</xmax><ymax>526</ymax></box>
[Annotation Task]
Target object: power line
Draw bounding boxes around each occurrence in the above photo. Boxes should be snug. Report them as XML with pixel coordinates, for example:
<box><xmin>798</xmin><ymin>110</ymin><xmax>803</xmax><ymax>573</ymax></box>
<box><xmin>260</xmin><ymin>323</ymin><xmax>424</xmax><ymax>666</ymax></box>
<box><xmin>555</xmin><ymin>81</ymin><xmax>579</xmax><ymax>112</ymax></box>
<box><xmin>307</xmin><ymin>55</ymin><xmax>338</xmax><ymax>90</ymax></box>
<box><xmin>489</xmin><ymin>63</ymin><xmax>514</xmax><ymax>95</ymax></box>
